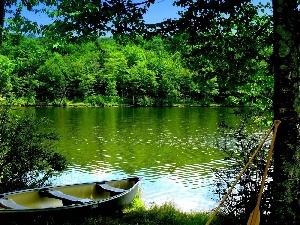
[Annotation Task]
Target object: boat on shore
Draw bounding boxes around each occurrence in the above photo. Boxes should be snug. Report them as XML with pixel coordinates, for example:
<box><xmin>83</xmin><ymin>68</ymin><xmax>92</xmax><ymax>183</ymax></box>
<box><xmin>0</xmin><ymin>177</ymin><xmax>141</xmax><ymax>223</ymax></box>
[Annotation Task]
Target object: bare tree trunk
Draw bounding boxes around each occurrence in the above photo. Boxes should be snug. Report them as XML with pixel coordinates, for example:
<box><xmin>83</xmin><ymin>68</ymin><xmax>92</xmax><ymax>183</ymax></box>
<box><xmin>0</xmin><ymin>0</ymin><xmax>5</xmax><ymax>47</ymax></box>
<box><xmin>272</xmin><ymin>0</ymin><xmax>300</xmax><ymax>224</ymax></box>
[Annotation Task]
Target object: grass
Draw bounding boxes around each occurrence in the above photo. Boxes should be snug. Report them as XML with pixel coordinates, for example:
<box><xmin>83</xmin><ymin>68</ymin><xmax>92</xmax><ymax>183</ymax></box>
<box><xmin>56</xmin><ymin>193</ymin><xmax>221</xmax><ymax>225</ymax></box>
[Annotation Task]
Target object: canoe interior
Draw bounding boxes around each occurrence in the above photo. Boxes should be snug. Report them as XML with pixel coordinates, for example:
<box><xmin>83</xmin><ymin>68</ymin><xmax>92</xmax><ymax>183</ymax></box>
<box><xmin>106</xmin><ymin>179</ymin><xmax>137</xmax><ymax>190</ymax></box>
<box><xmin>2</xmin><ymin>191</ymin><xmax>63</xmax><ymax>209</ymax></box>
<box><xmin>0</xmin><ymin>179</ymin><xmax>138</xmax><ymax>210</ymax></box>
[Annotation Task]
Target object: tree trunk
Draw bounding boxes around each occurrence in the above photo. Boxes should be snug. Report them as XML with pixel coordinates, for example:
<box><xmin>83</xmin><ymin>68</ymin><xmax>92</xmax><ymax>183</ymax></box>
<box><xmin>0</xmin><ymin>0</ymin><xmax>5</xmax><ymax>47</ymax></box>
<box><xmin>272</xmin><ymin>0</ymin><xmax>300</xmax><ymax>224</ymax></box>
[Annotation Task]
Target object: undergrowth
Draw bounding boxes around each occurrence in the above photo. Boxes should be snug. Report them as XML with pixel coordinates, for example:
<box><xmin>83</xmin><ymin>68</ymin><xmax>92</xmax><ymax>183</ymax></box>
<box><xmin>40</xmin><ymin>193</ymin><xmax>221</xmax><ymax>225</ymax></box>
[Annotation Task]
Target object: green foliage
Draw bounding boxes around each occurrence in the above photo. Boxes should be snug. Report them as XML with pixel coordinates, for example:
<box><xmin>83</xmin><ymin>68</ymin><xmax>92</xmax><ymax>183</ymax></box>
<box><xmin>0</xmin><ymin>0</ymin><xmax>276</xmax><ymax>108</ymax></box>
<box><xmin>0</xmin><ymin>35</ymin><xmax>192</xmax><ymax>106</ymax></box>
<box><xmin>42</xmin><ymin>0</ymin><xmax>153</xmax><ymax>43</ymax></box>
<box><xmin>135</xmin><ymin>96</ymin><xmax>155</xmax><ymax>106</ymax></box>
<box><xmin>0</xmin><ymin>35</ymin><xmax>49</xmax><ymax>103</ymax></box>
<box><xmin>84</xmin><ymin>95</ymin><xmax>121</xmax><ymax>106</ymax></box>
<box><xmin>213</xmin><ymin>111</ymin><xmax>273</xmax><ymax>225</ymax></box>
<box><xmin>161</xmin><ymin>2</ymin><xmax>273</xmax><ymax>107</ymax></box>
<box><xmin>37</xmin><ymin>52</ymin><xmax>68</xmax><ymax>102</ymax></box>
<box><xmin>0</xmin><ymin>30</ymin><xmax>274</xmax><ymax>107</ymax></box>
<box><xmin>0</xmin><ymin>55</ymin><xmax>14</xmax><ymax>96</ymax></box>
<box><xmin>0</xmin><ymin>106</ymin><xmax>68</xmax><ymax>192</ymax></box>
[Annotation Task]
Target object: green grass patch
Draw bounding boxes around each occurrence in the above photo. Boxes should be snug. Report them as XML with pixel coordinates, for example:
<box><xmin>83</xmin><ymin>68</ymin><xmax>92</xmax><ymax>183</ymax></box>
<box><xmin>58</xmin><ymin>193</ymin><xmax>221</xmax><ymax>225</ymax></box>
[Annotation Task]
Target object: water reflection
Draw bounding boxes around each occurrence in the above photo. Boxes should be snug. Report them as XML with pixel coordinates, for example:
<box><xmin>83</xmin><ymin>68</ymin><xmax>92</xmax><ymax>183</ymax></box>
<box><xmin>18</xmin><ymin>107</ymin><xmax>238</xmax><ymax>211</ymax></box>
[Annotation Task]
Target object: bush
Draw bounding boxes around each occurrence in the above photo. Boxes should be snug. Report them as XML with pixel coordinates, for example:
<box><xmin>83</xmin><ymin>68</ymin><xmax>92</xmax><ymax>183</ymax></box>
<box><xmin>84</xmin><ymin>95</ymin><xmax>121</xmax><ymax>106</ymax></box>
<box><xmin>84</xmin><ymin>95</ymin><xmax>105</xmax><ymax>106</ymax></box>
<box><xmin>0</xmin><ymin>106</ymin><xmax>68</xmax><ymax>192</ymax></box>
<box><xmin>136</xmin><ymin>96</ymin><xmax>155</xmax><ymax>106</ymax></box>
<box><xmin>212</xmin><ymin>111</ymin><xmax>273</xmax><ymax>225</ymax></box>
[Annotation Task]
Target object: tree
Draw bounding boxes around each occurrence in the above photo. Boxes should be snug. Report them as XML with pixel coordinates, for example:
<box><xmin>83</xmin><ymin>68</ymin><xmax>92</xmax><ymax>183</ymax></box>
<box><xmin>0</xmin><ymin>106</ymin><xmax>67</xmax><ymax>192</ymax></box>
<box><xmin>1</xmin><ymin>36</ymin><xmax>50</xmax><ymax>105</ymax></box>
<box><xmin>272</xmin><ymin>0</ymin><xmax>300</xmax><ymax>223</ymax></box>
<box><xmin>36</xmin><ymin>52</ymin><xmax>68</xmax><ymax>103</ymax></box>
<box><xmin>0</xmin><ymin>0</ymin><xmax>46</xmax><ymax>46</ymax></box>
<box><xmin>44</xmin><ymin>0</ymin><xmax>154</xmax><ymax>42</ymax></box>
<box><xmin>151</xmin><ymin>0</ymin><xmax>299</xmax><ymax>223</ymax></box>
<box><xmin>160</xmin><ymin>1</ymin><xmax>272</xmax><ymax>106</ymax></box>
<box><xmin>0</xmin><ymin>0</ymin><xmax>4</xmax><ymax>46</ymax></box>
<box><xmin>0</xmin><ymin>0</ymin><xmax>156</xmax><ymax>46</ymax></box>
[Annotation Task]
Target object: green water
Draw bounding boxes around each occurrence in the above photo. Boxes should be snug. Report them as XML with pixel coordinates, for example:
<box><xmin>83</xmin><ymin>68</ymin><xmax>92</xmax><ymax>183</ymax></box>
<box><xmin>20</xmin><ymin>107</ymin><xmax>238</xmax><ymax>211</ymax></box>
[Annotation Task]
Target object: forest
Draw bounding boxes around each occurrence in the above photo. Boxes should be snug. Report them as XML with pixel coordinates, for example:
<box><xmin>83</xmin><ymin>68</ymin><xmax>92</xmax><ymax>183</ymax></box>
<box><xmin>0</xmin><ymin>0</ymin><xmax>299</xmax><ymax>224</ymax></box>
<box><xmin>0</xmin><ymin>1</ymin><xmax>273</xmax><ymax>107</ymax></box>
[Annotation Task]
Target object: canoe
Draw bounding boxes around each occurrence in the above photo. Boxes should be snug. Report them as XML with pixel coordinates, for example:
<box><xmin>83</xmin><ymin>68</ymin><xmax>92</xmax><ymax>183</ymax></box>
<box><xmin>0</xmin><ymin>177</ymin><xmax>141</xmax><ymax>223</ymax></box>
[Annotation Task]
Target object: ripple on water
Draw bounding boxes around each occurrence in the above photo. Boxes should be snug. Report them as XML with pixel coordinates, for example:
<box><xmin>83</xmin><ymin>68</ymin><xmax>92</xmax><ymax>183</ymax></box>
<box><xmin>129</xmin><ymin>159</ymin><xmax>236</xmax><ymax>211</ymax></box>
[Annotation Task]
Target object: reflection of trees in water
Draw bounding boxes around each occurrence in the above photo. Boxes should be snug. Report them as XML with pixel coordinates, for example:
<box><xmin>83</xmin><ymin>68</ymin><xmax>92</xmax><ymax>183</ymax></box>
<box><xmin>32</xmin><ymin>107</ymin><xmax>237</xmax><ymax>174</ymax></box>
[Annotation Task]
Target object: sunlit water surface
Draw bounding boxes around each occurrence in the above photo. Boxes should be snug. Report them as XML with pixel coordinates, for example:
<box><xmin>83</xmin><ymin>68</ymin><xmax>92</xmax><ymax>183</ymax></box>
<box><xmin>19</xmin><ymin>107</ymin><xmax>239</xmax><ymax>212</ymax></box>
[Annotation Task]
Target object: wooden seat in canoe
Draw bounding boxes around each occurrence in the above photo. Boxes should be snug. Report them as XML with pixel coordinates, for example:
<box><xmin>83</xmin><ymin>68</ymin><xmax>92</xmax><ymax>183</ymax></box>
<box><xmin>96</xmin><ymin>183</ymin><xmax>125</xmax><ymax>194</ymax></box>
<box><xmin>39</xmin><ymin>189</ymin><xmax>91</xmax><ymax>206</ymax></box>
<box><xmin>0</xmin><ymin>198</ymin><xmax>28</xmax><ymax>210</ymax></box>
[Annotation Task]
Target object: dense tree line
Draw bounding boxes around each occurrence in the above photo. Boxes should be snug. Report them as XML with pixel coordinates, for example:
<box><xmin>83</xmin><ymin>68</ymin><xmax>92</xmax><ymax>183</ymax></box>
<box><xmin>0</xmin><ymin>31</ymin><xmax>273</xmax><ymax>107</ymax></box>
<box><xmin>0</xmin><ymin>1</ymin><xmax>274</xmax><ymax>107</ymax></box>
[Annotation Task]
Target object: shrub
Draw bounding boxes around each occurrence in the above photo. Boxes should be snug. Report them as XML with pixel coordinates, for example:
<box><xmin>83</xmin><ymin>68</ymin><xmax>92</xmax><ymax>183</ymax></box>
<box><xmin>0</xmin><ymin>106</ymin><xmax>68</xmax><ymax>192</ymax></box>
<box><xmin>212</xmin><ymin>111</ymin><xmax>273</xmax><ymax>225</ymax></box>
<box><xmin>84</xmin><ymin>95</ymin><xmax>105</xmax><ymax>106</ymax></box>
<box><xmin>84</xmin><ymin>95</ymin><xmax>121</xmax><ymax>106</ymax></box>
<box><xmin>136</xmin><ymin>96</ymin><xmax>155</xmax><ymax>106</ymax></box>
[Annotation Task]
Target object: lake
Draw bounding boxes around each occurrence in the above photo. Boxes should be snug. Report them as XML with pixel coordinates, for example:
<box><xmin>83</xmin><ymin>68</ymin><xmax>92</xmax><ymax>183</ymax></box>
<box><xmin>20</xmin><ymin>107</ymin><xmax>238</xmax><ymax>212</ymax></box>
